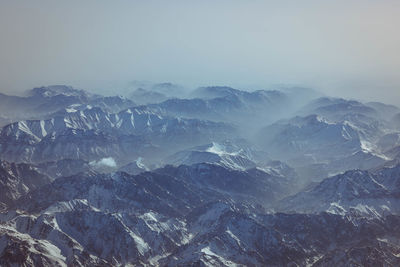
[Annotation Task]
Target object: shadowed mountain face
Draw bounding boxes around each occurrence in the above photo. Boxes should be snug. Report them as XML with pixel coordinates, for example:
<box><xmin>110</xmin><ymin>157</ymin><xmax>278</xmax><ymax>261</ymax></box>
<box><xmin>1</xmin><ymin>84</ymin><xmax>400</xmax><ymax>266</ymax></box>
<box><xmin>0</xmin><ymin>161</ymin><xmax>52</xmax><ymax>211</ymax></box>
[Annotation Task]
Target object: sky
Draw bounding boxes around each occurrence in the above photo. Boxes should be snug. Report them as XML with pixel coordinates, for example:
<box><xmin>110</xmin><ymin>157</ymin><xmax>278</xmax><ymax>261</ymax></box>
<box><xmin>0</xmin><ymin>0</ymin><xmax>399</xmax><ymax>104</ymax></box>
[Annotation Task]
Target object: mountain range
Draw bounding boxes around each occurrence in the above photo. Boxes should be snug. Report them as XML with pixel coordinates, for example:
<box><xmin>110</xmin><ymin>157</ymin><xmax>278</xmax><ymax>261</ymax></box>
<box><xmin>1</xmin><ymin>84</ymin><xmax>400</xmax><ymax>266</ymax></box>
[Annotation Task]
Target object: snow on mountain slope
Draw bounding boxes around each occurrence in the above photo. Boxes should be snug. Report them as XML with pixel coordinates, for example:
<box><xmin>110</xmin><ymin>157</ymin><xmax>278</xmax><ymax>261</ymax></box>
<box><xmin>2</xmin><ymin>84</ymin><xmax>400</xmax><ymax>265</ymax></box>
<box><xmin>3</xmin><ymin>206</ymin><xmax>400</xmax><ymax>266</ymax></box>
<box><xmin>313</xmin><ymin>243</ymin><xmax>400</xmax><ymax>267</ymax></box>
<box><xmin>16</xmin><ymin>161</ymin><xmax>296</xmax><ymax>217</ymax></box>
<box><xmin>2</xmin><ymin>163</ymin><xmax>400</xmax><ymax>266</ymax></box>
<box><xmin>0</xmin><ymin>126</ymin><xmax>150</xmax><ymax>163</ymax></box>
<box><xmin>162</xmin><ymin>204</ymin><xmax>400</xmax><ymax>266</ymax></box>
<box><xmin>299</xmin><ymin>97</ymin><xmax>393</xmax><ymax>143</ymax></box>
<box><xmin>278</xmin><ymin>164</ymin><xmax>400</xmax><ymax>217</ymax></box>
<box><xmin>0</xmin><ymin>206</ymin><xmax>189</xmax><ymax>266</ymax></box>
<box><xmin>29</xmin><ymin>85</ymin><xmax>136</xmax><ymax>114</ymax></box>
<box><xmin>164</xmin><ymin>141</ymin><xmax>259</xmax><ymax>171</ymax></box>
<box><xmin>0</xmin><ymin>85</ymin><xmax>136</xmax><ymax>126</ymax></box>
<box><xmin>300</xmin><ymin>97</ymin><xmax>379</xmax><ymax>120</ymax></box>
<box><xmin>0</xmin><ymin>160</ymin><xmax>51</xmax><ymax>211</ymax></box>
<box><xmin>328</xmin><ymin>150</ymin><xmax>387</xmax><ymax>171</ymax></box>
<box><xmin>118</xmin><ymin>157</ymin><xmax>149</xmax><ymax>175</ymax></box>
<box><xmin>257</xmin><ymin>113</ymin><xmax>392</xmax><ymax>180</ymax></box>
<box><xmin>16</xmin><ymin>172</ymin><xmax>210</xmax><ymax>217</ymax></box>
<box><xmin>257</xmin><ymin>115</ymin><xmax>363</xmax><ymax>162</ymax></box>
<box><xmin>0</xmin><ymin>225</ymin><xmax>70</xmax><ymax>266</ymax></box>
<box><xmin>0</xmin><ymin>107</ymin><xmax>235</xmax><ymax>163</ymax></box>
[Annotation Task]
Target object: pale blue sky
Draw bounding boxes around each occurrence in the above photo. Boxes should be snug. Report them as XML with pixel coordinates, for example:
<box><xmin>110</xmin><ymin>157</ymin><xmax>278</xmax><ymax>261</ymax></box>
<box><xmin>0</xmin><ymin>0</ymin><xmax>399</xmax><ymax>104</ymax></box>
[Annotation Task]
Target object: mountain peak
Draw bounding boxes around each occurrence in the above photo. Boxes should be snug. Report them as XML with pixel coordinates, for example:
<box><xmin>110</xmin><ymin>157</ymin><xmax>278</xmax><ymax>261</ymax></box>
<box><xmin>29</xmin><ymin>85</ymin><xmax>88</xmax><ymax>98</ymax></box>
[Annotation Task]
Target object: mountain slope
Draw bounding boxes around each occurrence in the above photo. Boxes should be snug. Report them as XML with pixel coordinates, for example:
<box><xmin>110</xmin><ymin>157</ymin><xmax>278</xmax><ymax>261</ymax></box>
<box><xmin>257</xmin><ymin>115</ymin><xmax>362</xmax><ymax>162</ymax></box>
<box><xmin>0</xmin><ymin>161</ymin><xmax>51</xmax><ymax>211</ymax></box>
<box><xmin>0</xmin><ymin>85</ymin><xmax>136</xmax><ymax>126</ymax></box>
<box><xmin>278</xmin><ymin>164</ymin><xmax>400</xmax><ymax>217</ymax></box>
<box><xmin>0</xmin><ymin>107</ymin><xmax>235</xmax><ymax>163</ymax></box>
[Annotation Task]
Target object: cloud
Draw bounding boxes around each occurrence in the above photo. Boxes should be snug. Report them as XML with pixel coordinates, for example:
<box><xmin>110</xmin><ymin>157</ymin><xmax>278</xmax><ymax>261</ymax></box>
<box><xmin>89</xmin><ymin>157</ymin><xmax>117</xmax><ymax>168</ymax></box>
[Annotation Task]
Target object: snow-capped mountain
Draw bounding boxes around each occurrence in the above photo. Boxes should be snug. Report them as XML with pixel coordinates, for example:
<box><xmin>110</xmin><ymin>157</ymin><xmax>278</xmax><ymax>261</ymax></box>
<box><xmin>0</xmin><ymin>106</ymin><xmax>235</xmax><ymax>163</ymax></box>
<box><xmin>0</xmin><ymin>85</ymin><xmax>136</xmax><ymax>126</ymax></box>
<box><xmin>164</xmin><ymin>141</ymin><xmax>260</xmax><ymax>171</ymax></box>
<box><xmin>278</xmin><ymin>164</ymin><xmax>400</xmax><ymax>217</ymax></box>
<box><xmin>299</xmin><ymin>97</ymin><xmax>392</xmax><ymax>142</ymax></box>
<box><xmin>256</xmin><ymin>113</ymin><xmax>390</xmax><ymax>180</ymax></box>
<box><xmin>29</xmin><ymin>85</ymin><xmax>137</xmax><ymax>114</ymax></box>
<box><xmin>14</xmin><ymin>162</ymin><xmax>293</xmax><ymax>215</ymax></box>
<box><xmin>2</xmin><ymin>162</ymin><xmax>399</xmax><ymax>266</ymax></box>
<box><xmin>257</xmin><ymin>115</ymin><xmax>362</xmax><ymax>161</ymax></box>
<box><xmin>163</xmin><ymin>204</ymin><xmax>400</xmax><ymax>266</ymax></box>
<box><xmin>2</xmin><ymin>84</ymin><xmax>400</xmax><ymax>266</ymax></box>
<box><xmin>300</xmin><ymin>97</ymin><xmax>379</xmax><ymax>120</ymax></box>
<box><xmin>3</xmin><ymin>207</ymin><xmax>400</xmax><ymax>266</ymax></box>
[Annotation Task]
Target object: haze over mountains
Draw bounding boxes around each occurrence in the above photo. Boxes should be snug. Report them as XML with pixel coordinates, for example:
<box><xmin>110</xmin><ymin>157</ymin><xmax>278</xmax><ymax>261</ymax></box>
<box><xmin>1</xmin><ymin>83</ymin><xmax>400</xmax><ymax>266</ymax></box>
